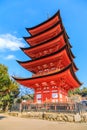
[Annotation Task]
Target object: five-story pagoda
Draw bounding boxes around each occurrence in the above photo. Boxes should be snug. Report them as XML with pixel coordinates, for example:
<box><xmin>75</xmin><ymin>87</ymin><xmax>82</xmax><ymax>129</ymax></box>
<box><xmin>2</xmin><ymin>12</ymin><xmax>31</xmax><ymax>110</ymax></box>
<box><xmin>13</xmin><ymin>10</ymin><xmax>82</xmax><ymax>103</ymax></box>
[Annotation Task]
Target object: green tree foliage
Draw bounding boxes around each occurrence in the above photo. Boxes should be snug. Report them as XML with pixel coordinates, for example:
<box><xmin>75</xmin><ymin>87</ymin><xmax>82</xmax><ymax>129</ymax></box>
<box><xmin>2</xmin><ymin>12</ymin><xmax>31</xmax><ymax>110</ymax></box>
<box><xmin>21</xmin><ymin>94</ymin><xmax>34</xmax><ymax>100</ymax></box>
<box><xmin>68</xmin><ymin>87</ymin><xmax>87</xmax><ymax>97</ymax></box>
<box><xmin>0</xmin><ymin>64</ymin><xmax>19</xmax><ymax>111</ymax></box>
<box><xmin>80</xmin><ymin>87</ymin><xmax>87</xmax><ymax>96</ymax></box>
<box><xmin>15</xmin><ymin>94</ymin><xmax>34</xmax><ymax>104</ymax></box>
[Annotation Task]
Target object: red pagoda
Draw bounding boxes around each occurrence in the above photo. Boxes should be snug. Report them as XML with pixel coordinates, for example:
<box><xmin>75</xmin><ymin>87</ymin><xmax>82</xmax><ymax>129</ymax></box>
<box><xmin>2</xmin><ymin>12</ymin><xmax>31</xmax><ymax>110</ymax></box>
<box><xmin>13</xmin><ymin>10</ymin><xmax>82</xmax><ymax>103</ymax></box>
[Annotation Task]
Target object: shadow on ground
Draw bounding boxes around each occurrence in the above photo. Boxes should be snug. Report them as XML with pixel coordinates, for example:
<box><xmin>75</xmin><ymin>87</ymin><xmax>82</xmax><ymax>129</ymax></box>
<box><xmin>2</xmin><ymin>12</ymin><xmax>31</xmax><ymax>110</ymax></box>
<box><xmin>0</xmin><ymin>115</ymin><xmax>6</xmax><ymax>120</ymax></box>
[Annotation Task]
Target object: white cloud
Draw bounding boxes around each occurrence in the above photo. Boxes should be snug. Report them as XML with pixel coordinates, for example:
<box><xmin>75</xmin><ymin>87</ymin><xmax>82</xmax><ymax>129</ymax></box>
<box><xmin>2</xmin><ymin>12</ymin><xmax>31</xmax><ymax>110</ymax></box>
<box><xmin>5</xmin><ymin>55</ymin><xmax>16</xmax><ymax>60</ymax></box>
<box><xmin>0</xmin><ymin>33</ymin><xmax>25</xmax><ymax>51</ymax></box>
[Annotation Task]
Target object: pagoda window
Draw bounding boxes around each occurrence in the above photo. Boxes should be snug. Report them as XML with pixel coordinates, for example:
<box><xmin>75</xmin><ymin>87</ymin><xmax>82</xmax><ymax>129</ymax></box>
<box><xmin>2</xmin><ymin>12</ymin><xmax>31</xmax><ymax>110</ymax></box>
<box><xmin>52</xmin><ymin>93</ymin><xmax>58</xmax><ymax>98</ymax></box>
<box><xmin>36</xmin><ymin>94</ymin><xmax>41</xmax><ymax>99</ymax></box>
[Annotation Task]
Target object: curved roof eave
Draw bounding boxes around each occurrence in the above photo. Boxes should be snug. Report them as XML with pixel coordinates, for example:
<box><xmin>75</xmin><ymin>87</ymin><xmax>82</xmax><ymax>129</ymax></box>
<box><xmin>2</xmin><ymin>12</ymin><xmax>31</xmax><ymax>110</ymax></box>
<box><xmin>26</xmin><ymin>10</ymin><xmax>60</xmax><ymax>31</ymax></box>
<box><xmin>21</xmin><ymin>30</ymin><xmax>72</xmax><ymax>59</ymax></box>
<box><xmin>16</xmin><ymin>45</ymin><xmax>77</xmax><ymax>73</ymax></box>
<box><xmin>17</xmin><ymin>44</ymin><xmax>68</xmax><ymax>64</ymax></box>
<box><xmin>23</xmin><ymin>20</ymin><xmax>62</xmax><ymax>41</ymax></box>
<box><xmin>21</xmin><ymin>30</ymin><xmax>64</xmax><ymax>51</ymax></box>
<box><xmin>12</xmin><ymin>63</ymin><xmax>82</xmax><ymax>87</ymax></box>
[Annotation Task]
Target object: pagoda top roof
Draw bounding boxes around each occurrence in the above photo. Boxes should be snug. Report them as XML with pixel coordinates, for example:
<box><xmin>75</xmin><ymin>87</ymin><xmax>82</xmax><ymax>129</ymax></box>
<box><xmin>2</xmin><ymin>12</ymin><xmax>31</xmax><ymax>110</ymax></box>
<box><xmin>26</xmin><ymin>10</ymin><xmax>60</xmax><ymax>36</ymax></box>
<box><xmin>12</xmin><ymin>64</ymin><xmax>82</xmax><ymax>89</ymax></box>
<box><xmin>24</xmin><ymin>21</ymin><xmax>63</xmax><ymax>46</ymax></box>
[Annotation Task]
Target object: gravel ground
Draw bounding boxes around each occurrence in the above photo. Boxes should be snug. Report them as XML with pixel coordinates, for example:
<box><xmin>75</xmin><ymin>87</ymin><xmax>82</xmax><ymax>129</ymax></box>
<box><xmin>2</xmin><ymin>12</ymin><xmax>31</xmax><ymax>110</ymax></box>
<box><xmin>0</xmin><ymin>114</ymin><xmax>87</xmax><ymax>130</ymax></box>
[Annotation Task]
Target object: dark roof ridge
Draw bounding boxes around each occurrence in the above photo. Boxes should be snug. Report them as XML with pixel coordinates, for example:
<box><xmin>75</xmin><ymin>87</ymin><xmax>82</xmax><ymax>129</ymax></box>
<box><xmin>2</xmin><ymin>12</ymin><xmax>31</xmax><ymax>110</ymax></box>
<box><xmin>21</xmin><ymin>30</ymin><xmax>64</xmax><ymax>51</ymax></box>
<box><xmin>12</xmin><ymin>63</ymin><xmax>72</xmax><ymax>80</ymax></box>
<box><xmin>17</xmin><ymin>44</ymin><xmax>68</xmax><ymax>64</ymax></box>
<box><xmin>21</xmin><ymin>30</ymin><xmax>72</xmax><ymax>56</ymax></box>
<box><xmin>23</xmin><ymin>20</ymin><xmax>62</xmax><ymax>40</ymax></box>
<box><xmin>26</xmin><ymin>10</ymin><xmax>60</xmax><ymax>31</ymax></box>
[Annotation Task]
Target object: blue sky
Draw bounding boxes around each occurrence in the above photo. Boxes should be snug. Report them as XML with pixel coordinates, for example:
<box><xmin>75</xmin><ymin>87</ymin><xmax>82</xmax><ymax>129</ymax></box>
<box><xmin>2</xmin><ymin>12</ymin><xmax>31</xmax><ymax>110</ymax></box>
<box><xmin>0</xmin><ymin>0</ymin><xmax>87</xmax><ymax>92</ymax></box>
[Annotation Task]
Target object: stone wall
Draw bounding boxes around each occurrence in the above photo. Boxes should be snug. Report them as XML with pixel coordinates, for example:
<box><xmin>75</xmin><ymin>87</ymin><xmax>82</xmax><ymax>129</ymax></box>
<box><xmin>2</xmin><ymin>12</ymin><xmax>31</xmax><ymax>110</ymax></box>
<box><xmin>8</xmin><ymin>112</ymin><xmax>87</xmax><ymax>123</ymax></box>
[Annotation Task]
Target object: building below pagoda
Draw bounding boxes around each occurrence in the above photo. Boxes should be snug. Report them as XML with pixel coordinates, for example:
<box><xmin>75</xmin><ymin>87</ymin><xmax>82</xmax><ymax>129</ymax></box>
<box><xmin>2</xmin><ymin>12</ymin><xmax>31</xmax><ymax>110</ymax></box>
<box><xmin>13</xmin><ymin>10</ymin><xmax>81</xmax><ymax>104</ymax></box>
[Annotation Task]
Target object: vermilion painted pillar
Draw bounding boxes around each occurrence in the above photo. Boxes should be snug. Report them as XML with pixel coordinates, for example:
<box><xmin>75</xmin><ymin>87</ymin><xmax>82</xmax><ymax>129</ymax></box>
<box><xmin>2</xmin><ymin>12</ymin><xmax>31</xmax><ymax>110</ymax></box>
<box><xmin>34</xmin><ymin>88</ymin><xmax>36</xmax><ymax>103</ymax></box>
<box><xmin>58</xmin><ymin>86</ymin><xmax>60</xmax><ymax>102</ymax></box>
